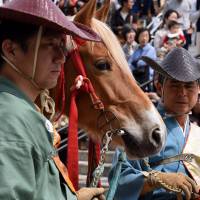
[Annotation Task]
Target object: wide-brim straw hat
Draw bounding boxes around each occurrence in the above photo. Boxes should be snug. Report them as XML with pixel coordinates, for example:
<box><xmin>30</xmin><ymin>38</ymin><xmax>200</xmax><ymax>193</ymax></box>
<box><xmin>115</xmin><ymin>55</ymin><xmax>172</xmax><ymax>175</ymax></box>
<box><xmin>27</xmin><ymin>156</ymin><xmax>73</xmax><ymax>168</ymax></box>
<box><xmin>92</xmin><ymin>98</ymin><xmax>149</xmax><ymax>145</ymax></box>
<box><xmin>0</xmin><ymin>0</ymin><xmax>101</xmax><ymax>42</ymax></box>
<box><xmin>141</xmin><ymin>47</ymin><xmax>200</xmax><ymax>82</ymax></box>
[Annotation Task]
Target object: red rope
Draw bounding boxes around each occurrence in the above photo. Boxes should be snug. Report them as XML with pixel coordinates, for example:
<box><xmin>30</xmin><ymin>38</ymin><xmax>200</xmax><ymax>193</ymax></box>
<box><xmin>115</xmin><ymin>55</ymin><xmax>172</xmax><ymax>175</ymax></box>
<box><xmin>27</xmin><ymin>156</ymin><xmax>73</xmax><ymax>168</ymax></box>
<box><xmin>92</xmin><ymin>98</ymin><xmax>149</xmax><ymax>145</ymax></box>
<box><xmin>67</xmin><ymin>89</ymin><xmax>79</xmax><ymax>190</ymax></box>
<box><xmin>67</xmin><ymin>46</ymin><xmax>103</xmax><ymax>190</ymax></box>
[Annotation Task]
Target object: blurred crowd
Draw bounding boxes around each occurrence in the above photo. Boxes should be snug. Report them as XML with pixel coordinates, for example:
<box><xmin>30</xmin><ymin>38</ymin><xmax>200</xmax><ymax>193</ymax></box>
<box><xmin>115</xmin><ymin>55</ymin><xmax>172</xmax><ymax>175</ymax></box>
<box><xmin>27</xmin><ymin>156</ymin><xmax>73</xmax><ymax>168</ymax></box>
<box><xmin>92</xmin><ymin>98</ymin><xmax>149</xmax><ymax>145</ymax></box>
<box><xmin>1</xmin><ymin>0</ymin><xmax>199</xmax><ymax>126</ymax></box>
<box><xmin>57</xmin><ymin>0</ymin><xmax>200</xmax><ymax>125</ymax></box>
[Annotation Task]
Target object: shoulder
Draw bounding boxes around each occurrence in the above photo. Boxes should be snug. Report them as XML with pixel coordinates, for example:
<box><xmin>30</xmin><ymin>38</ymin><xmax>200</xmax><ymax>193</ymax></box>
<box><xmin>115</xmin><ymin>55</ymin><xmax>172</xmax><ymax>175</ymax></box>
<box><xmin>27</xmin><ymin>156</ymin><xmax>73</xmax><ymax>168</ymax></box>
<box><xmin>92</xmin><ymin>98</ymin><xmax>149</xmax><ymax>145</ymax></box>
<box><xmin>145</xmin><ymin>43</ymin><xmax>156</xmax><ymax>51</ymax></box>
<box><xmin>191</xmin><ymin>123</ymin><xmax>200</xmax><ymax>131</ymax></box>
<box><xmin>0</xmin><ymin>92</ymin><xmax>50</xmax><ymax>141</ymax></box>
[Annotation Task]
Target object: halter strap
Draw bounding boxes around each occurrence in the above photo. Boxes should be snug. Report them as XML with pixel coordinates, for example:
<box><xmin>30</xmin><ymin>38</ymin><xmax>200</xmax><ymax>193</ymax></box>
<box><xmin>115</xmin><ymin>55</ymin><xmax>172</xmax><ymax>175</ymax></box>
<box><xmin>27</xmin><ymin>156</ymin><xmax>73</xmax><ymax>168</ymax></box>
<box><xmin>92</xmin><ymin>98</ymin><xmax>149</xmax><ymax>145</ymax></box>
<box><xmin>66</xmin><ymin>38</ymin><xmax>103</xmax><ymax>190</ymax></box>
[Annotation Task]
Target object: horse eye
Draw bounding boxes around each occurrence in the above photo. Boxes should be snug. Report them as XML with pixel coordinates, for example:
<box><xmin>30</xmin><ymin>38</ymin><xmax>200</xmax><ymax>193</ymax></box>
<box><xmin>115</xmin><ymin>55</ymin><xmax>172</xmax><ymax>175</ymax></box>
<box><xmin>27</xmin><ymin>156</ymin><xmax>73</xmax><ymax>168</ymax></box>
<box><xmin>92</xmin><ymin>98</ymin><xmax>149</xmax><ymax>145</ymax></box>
<box><xmin>95</xmin><ymin>60</ymin><xmax>111</xmax><ymax>71</ymax></box>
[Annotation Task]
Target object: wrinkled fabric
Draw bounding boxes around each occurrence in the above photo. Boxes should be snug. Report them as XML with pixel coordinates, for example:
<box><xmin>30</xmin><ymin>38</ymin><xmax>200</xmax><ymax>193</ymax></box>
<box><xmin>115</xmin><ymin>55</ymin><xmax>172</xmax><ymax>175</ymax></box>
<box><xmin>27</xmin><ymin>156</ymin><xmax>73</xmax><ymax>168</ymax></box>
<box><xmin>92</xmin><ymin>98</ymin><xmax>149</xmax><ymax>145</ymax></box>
<box><xmin>0</xmin><ymin>76</ymin><xmax>76</xmax><ymax>200</ymax></box>
<box><xmin>109</xmin><ymin>103</ymin><xmax>191</xmax><ymax>200</ymax></box>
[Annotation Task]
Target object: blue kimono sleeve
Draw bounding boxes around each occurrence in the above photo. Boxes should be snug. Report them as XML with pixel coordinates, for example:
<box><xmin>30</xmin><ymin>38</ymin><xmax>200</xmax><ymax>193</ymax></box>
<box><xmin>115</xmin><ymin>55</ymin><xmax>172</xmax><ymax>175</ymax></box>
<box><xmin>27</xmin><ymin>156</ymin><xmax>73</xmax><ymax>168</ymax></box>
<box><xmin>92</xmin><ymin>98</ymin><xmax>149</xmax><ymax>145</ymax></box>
<box><xmin>137</xmin><ymin>46</ymin><xmax>157</xmax><ymax>68</ymax></box>
<box><xmin>108</xmin><ymin>149</ymin><xmax>145</xmax><ymax>200</ymax></box>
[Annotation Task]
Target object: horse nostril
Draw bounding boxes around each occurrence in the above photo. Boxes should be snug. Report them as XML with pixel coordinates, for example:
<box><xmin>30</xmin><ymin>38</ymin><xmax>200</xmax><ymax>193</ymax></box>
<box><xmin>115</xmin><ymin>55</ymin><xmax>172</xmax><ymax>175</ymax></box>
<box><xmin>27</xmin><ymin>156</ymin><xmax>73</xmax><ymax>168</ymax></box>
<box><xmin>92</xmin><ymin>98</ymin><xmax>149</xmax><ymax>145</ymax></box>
<box><xmin>150</xmin><ymin>128</ymin><xmax>161</xmax><ymax>147</ymax></box>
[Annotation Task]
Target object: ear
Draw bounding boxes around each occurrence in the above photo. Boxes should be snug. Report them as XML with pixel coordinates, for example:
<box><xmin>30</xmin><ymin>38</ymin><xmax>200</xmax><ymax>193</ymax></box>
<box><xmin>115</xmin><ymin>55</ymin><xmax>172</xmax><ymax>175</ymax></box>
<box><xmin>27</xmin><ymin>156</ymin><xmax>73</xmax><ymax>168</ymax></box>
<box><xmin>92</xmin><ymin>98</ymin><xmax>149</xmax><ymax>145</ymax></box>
<box><xmin>1</xmin><ymin>39</ymin><xmax>17</xmax><ymax>62</ymax></box>
<box><xmin>74</xmin><ymin>0</ymin><xmax>97</xmax><ymax>26</ymax></box>
<box><xmin>95</xmin><ymin>0</ymin><xmax>110</xmax><ymax>22</ymax></box>
<box><xmin>155</xmin><ymin>82</ymin><xmax>163</xmax><ymax>97</ymax></box>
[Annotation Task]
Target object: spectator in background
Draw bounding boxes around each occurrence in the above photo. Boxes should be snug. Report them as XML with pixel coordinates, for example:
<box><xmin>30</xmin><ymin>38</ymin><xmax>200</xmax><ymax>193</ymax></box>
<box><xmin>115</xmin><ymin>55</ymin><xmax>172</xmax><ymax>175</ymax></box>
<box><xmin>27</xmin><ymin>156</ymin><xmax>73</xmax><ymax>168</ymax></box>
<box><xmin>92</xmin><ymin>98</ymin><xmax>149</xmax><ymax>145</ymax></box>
<box><xmin>159</xmin><ymin>20</ymin><xmax>185</xmax><ymax>59</ymax></box>
<box><xmin>193</xmin><ymin>0</ymin><xmax>200</xmax><ymax>58</ymax></box>
<box><xmin>58</xmin><ymin>0</ymin><xmax>85</xmax><ymax>15</ymax></box>
<box><xmin>163</xmin><ymin>0</ymin><xmax>194</xmax><ymax>50</ymax></box>
<box><xmin>58</xmin><ymin>0</ymin><xmax>76</xmax><ymax>15</ymax></box>
<box><xmin>122</xmin><ymin>25</ymin><xmax>138</xmax><ymax>60</ymax></box>
<box><xmin>154</xmin><ymin>9</ymin><xmax>180</xmax><ymax>53</ymax></box>
<box><xmin>110</xmin><ymin>0</ymin><xmax>135</xmax><ymax>37</ymax></box>
<box><xmin>190</xmin><ymin>91</ymin><xmax>200</xmax><ymax>126</ymax></box>
<box><xmin>128</xmin><ymin>28</ymin><xmax>156</xmax><ymax>89</ymax></box>
<box><xmin>132</xmin><ymin>0</ymin><xmax>155</xmax><ymax>26</ymax></box>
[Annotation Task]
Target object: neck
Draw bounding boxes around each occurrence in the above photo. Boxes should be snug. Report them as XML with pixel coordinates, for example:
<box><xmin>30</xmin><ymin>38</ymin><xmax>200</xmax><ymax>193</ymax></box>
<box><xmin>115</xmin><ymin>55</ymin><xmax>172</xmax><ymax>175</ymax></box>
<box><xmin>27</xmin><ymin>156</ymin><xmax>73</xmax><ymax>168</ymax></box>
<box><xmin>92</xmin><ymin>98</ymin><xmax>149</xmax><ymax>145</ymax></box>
<box><xmin>175</xmin><ymin>115</ymin><xmax>187</xmax><ymax>130</ymax></box>
<box><xmin>1</xmin><ymin>65</ymin><xmax>40</xmax><ymax>102</ymax></box>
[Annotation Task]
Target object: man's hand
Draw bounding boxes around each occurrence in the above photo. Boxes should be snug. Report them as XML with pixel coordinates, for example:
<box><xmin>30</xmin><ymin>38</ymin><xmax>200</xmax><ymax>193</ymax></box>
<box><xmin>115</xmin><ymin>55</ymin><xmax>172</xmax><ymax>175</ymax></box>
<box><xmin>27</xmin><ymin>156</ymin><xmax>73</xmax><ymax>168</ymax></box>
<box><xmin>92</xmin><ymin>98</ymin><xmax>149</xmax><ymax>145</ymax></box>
<box><xmin>77</xmin><ymin>187</ymin><xmax>105</xmax><ymax>200</ymax></box>
<box><xmin>157</xmin><ymin>172</ymin><xmax>199</xmax><ymax>200</ymax></box>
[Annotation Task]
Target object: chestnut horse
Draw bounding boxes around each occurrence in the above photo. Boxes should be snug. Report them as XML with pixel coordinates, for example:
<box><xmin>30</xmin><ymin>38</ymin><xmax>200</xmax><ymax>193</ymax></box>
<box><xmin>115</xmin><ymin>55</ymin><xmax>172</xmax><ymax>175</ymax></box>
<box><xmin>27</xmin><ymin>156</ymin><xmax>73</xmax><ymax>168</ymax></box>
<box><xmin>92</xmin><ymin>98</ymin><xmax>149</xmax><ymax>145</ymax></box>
<box><xmin>57</xmin><ymin>0</ymin><xmax>166</xmax><ymax>159</ymax></box>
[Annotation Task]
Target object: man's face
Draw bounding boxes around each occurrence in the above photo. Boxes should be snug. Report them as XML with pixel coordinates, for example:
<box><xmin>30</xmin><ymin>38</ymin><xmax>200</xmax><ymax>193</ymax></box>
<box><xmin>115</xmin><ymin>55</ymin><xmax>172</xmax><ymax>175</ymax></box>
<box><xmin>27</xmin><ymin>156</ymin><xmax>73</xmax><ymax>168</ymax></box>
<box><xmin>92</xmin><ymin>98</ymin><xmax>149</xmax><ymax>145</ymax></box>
<box><xmin>15</xmin><ymin>32</ymin><xmax>66</xmax><ymax>89</ymax></box>
<box><xmin>124</xmin><ymin>0</ymin><xmax>134</xmax><ymax>10</ymax></box>
<box><xmin>138</xmin><ymin>31</ymin><xmax>149</xmax><ymax>47</ymax></box>
<box><xmin>162</xmin><ymin>79</ymin><xmax>199</xmax><ymax>115</ymax></box>
<box><xmin>126</xmin><ymin>31</ymin><xmax>136</xmax><ymax>44</ymax></box>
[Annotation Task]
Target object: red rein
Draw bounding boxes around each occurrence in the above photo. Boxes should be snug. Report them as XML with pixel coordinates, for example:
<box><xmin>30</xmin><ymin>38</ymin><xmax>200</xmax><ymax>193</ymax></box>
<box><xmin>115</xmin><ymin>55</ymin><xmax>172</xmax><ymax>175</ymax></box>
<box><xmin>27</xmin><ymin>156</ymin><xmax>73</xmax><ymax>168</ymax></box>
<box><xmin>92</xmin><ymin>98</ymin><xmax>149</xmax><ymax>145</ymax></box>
<box><xmin>56</xmin><ymin>43</ymin><xmax>104</xmax><ymax>190</ymax></box>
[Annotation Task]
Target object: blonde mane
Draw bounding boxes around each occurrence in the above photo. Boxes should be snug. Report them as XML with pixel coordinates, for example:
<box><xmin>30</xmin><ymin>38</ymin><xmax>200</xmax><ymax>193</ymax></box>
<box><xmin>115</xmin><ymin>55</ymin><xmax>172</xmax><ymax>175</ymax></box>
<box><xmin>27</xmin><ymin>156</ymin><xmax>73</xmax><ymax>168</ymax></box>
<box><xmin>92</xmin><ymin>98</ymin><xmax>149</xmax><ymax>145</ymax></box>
<box><xmin>91</xmin><ymin>18</ymin><xmax>133</xmax><ymax>76</ymax></box>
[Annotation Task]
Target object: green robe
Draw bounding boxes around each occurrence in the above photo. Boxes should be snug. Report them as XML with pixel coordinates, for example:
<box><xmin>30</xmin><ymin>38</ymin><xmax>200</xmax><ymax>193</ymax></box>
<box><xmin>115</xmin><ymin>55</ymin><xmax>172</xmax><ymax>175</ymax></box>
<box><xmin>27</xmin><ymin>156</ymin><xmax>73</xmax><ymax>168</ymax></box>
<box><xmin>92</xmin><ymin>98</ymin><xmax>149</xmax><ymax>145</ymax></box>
<box><xmin>0</xmin><ymin>76</ymin><xmax>77</xmax><ymax>200</ymax></box>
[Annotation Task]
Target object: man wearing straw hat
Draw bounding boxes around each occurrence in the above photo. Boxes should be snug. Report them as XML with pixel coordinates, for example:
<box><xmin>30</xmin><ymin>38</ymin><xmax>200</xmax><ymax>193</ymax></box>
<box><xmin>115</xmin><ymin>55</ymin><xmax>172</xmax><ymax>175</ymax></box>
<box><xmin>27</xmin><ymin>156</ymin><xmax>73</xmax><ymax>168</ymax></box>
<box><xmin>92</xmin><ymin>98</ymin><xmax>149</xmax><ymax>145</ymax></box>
<box><xmin>0</xmin><ymin>0</ymin><xmax>105</xmax><ymax>199</ymax></box>
<box><xmin>109</xmin><ymin>47</ymin><xmax>200</xmax><ymax>200</ymax></box>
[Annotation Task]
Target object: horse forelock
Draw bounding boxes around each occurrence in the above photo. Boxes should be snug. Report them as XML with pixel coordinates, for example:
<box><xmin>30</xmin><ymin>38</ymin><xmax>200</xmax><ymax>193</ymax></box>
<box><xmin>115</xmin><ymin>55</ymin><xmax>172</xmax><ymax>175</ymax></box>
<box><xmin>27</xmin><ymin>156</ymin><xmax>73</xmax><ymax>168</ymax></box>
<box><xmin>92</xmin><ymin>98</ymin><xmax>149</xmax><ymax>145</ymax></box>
<box><xmin>91</xmin><ymin>18</ymin><xmax>134</xmax><ymax>77</ymax></box>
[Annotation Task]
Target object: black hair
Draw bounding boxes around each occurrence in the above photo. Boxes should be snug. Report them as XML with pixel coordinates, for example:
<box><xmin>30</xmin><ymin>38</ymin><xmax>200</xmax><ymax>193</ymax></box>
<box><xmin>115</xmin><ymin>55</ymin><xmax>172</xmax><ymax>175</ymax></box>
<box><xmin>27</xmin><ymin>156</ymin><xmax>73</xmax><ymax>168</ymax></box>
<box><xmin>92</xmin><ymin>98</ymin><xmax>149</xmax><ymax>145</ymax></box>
<box><xmin>0</xmin><ymin>20</ymin><xmax>38</xmax><ymax>68</ymax></box>
<box><xmin>162</xmin><ymin>9</ymin><xmax>180</xmax><ymax>27</ymax></box>
<box><xmin>119</xmin><ymin>0</ymin><xmax>129</xmax><ymax>6</ymax></box>
<box><xmin>158</xmin><ymin>73</ymin><xmax>200</xmax><ymax>85</ymax></box>
<box><xmin>0</xmin><ymin>20</ymin><xmax>63</xmax><ymax>68</ymax></box>
<box><xmin>122</xmin><ymin>24</ymin><xmax>136</xmax><ymax>41</ymax></box>
<box><xmin>167</xmin><ymin>20</ymin><xmax>181</xmax><ymax>30</ymax></box>
<box><xmin>157</xmin><ymin>73</ymin><xmax>165</xmax><ymax>85</ymax></box>
<box><xmin>135</xmin><ymin>28</ymin><xmax>151</xmax><ymax>43</ymax></box>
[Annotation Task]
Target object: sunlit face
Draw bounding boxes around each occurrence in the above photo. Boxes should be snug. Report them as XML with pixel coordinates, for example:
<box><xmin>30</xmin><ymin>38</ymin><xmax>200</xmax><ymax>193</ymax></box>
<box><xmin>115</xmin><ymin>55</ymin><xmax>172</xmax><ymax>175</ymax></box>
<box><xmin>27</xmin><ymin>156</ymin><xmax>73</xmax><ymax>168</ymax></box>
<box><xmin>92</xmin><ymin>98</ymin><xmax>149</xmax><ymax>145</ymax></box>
<box><xmin>138</xmin><ymin>30</ymin><xmax>149</xmax><ymax>47</ymax></box>
<box><xmin>168</xmin><ymin>12</ymin><xmax>179</xmax><ymax>21</ymax></box>
<box><xmin>14</xmin><ymin>33</ymin><xmax>66</xmax><ymax>89</ymax></box>
<box><xmin>166</xmin><ymin>12</ymin><xmax>179</xmax><ymax>26</ymax></box>
<box><xmin>170</xmin><ymin>24</ymin><xmax>180</xmax><ymax>34</ymax></box>
<box><xmin>126</xmin><ymin>31</ymin><xmax>136</xmax><ymax>44</ymax></box>
<box><xmin>161</xmin><ymin>79</ymin><xmax>199</xmax><ymax>115</ymax></box>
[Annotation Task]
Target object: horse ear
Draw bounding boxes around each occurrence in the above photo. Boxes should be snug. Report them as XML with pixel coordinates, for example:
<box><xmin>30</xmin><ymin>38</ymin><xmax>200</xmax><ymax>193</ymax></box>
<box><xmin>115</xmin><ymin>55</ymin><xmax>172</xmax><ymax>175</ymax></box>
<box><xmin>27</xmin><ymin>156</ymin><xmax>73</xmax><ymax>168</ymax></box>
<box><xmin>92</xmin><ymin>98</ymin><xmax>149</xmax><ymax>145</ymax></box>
<box><xmin>95</xmin><ymin>0</ymin><xmax>110</xmax><ymax>22</ymax></box>
<box><xmin>74</xmin><ymin>0</ymin><xmax>97</xmax><ymax>26</ymax></box>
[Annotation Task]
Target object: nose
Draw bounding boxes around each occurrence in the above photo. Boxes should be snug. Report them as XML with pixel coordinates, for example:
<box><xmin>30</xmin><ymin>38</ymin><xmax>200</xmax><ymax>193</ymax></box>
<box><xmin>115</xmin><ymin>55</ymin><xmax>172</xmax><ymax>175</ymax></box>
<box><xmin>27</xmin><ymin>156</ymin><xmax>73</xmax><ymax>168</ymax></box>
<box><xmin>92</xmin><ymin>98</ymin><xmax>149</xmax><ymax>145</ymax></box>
<box><xmin>54</xmin><ymin>48</ymin><xmax>66</xmax><ymax>64</ymax></box>
<box><xmin>149</xmin><ymin>127</ymin><xmax>162</xmax><ymax>148</ymax></box>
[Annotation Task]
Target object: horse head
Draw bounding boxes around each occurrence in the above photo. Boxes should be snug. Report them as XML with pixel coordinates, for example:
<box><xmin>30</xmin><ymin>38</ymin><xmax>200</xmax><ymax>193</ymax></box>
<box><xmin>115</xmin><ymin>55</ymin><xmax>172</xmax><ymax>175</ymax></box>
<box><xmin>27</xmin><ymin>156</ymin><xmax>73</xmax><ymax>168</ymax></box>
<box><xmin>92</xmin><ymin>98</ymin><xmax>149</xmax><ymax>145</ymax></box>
<box><xmin>64</xmin><ymin>0</ymin><xmax>166</xmax><ymax>159</ymax></box>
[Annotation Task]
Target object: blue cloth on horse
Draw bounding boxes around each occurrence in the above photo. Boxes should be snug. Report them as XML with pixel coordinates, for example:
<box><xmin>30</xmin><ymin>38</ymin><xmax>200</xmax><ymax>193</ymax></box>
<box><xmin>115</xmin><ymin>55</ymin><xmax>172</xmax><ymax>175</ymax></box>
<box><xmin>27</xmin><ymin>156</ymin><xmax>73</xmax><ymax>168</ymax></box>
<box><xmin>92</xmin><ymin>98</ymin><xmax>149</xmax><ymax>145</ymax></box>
<box><xmin>108</xmin><ymin>103</ymin><xmax>190</xmax><ymax>200</ymax></box>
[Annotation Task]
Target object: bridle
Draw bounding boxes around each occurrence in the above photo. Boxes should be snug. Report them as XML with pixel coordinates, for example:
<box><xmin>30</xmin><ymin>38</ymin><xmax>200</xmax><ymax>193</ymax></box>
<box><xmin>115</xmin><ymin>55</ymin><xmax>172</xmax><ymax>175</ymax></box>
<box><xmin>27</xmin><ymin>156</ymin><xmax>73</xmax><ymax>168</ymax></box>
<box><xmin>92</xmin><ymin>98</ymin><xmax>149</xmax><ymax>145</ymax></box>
<box><xmin>63</xmin><ymin>37</ymin><xmax>126</xmax><ymax>190</ymax></box>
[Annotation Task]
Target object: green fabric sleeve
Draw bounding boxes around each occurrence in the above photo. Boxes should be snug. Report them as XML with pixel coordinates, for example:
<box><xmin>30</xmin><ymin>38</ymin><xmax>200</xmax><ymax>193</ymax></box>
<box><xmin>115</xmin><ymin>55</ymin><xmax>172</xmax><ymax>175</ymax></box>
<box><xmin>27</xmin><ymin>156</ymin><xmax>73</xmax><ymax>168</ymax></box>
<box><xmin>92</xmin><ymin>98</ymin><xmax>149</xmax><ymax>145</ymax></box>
<box><xmin>0</xmin><ymin>140</ymin><xmax>41</xmax><ymax>200</ymax></box>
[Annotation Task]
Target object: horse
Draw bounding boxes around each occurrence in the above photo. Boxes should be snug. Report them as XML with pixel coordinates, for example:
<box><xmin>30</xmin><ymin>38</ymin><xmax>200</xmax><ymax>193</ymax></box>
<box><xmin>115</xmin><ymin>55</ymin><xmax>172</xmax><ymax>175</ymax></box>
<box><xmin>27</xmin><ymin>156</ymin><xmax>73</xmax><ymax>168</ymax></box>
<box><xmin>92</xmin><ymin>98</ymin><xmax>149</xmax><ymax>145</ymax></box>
<box><xmin>55</xmin><ymin>0</ymin><xmax>166</xmax><ymax>159</ymax></box>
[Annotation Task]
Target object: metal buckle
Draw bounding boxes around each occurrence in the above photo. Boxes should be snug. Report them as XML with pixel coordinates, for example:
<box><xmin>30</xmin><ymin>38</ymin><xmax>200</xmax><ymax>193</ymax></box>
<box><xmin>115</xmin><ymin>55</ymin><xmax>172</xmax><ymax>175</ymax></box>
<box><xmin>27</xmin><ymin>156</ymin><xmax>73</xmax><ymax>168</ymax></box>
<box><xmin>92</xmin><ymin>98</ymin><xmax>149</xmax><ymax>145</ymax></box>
<box><xmin>182</xmin><ymin>154</ymin><xmax>194</xmax><ymax>162</ymax></box>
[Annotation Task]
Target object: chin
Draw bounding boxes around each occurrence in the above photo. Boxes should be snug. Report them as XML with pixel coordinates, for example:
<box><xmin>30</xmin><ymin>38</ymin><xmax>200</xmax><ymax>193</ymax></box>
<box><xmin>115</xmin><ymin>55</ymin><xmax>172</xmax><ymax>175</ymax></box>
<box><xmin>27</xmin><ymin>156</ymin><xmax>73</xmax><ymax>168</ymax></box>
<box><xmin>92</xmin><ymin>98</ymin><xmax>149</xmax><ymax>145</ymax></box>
<box><xmin>43</xmin><ymin>80</ymin><xmax>58</xmax><ymax>89</ymax></box>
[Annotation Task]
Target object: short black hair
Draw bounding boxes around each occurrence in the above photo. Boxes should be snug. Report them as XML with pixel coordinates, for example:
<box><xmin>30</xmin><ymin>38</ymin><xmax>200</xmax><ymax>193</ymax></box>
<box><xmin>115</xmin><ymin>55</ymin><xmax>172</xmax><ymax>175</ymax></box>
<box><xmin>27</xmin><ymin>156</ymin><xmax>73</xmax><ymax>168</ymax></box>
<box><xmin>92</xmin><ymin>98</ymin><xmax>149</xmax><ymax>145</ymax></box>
<box><xmin>122</xmin><ymin>24</ymin><xmax>136</xmax><ymax>41</ymax></box>
<box><xmin>0</xmin><ymin>20</ymin><xmax>63</xmax><ymax>69</ymax></box>
<box><xmin>135</xmin><ymin>28</ymin><xmax>151</xmax><ymax>43</ymax></box>
<box><xmin>0</xmin><ymin>20</ymin><xmax>38</xmax><ymax>68</ymax></box>
<box><xmin>158</xmin><ymin>73</ymin><xmax>200</xmax><ymax>85</ymax></box>
<box><xmin>163</xmin><ymin>9</ymin><xmax>180</xmax><ymax>22</ymax></box>
<box><xmin>119</xmin><ymin>0</ymin><xmax>129</xmax><ymax>6</ymax></box>
<box><xmin>167</xmin><ymin>20</ymin><xmax>181</xmax><ymax>30</ymax></box>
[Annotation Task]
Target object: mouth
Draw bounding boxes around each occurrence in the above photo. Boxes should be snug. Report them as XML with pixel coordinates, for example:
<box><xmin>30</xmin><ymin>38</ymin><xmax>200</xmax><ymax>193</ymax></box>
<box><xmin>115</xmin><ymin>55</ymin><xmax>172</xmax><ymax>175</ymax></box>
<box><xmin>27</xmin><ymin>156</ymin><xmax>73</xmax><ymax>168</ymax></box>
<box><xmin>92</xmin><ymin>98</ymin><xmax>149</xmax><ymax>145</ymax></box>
<box><xmin>176</xmin><ymin>101</ymin><xmax>188</xmax><ymax>104</ymax></box>
<box><xmin>50</xmin><ymin>70</ymin><xmax>61</xmax><ymax>76</ymax></box>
